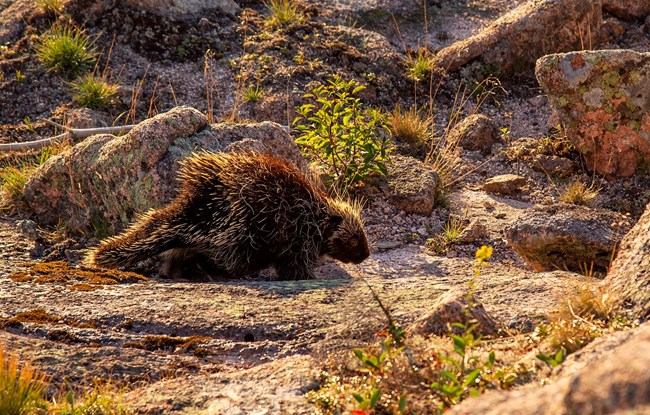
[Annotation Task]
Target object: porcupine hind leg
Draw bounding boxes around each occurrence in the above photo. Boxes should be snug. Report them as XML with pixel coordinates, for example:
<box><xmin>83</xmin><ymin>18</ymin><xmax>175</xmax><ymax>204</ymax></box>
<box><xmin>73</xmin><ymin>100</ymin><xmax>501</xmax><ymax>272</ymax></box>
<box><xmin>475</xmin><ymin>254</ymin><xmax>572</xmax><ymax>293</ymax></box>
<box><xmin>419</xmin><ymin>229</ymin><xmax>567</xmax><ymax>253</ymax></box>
<box><xmin>87</xmin><ymin>207</ymin><xmax>184</xmax><ymax>270</ymax></box>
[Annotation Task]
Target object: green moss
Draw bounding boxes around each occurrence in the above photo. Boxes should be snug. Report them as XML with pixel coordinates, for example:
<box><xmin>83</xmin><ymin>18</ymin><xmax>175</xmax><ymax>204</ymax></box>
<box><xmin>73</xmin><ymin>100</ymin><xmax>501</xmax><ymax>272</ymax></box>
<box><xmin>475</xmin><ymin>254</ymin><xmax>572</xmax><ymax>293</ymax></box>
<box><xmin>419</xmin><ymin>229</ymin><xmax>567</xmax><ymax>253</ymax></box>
<box><xmin>604</xmin><ymin>121</ymin><xmax>616</xmax><ymax>132</ymax></box>
<box><xmin>558</xmin><ymin>96</ymin><xmax>569</xmax><ymax>107</ymax></box>
<box><xmin>603</xmin><ymin>71</ymin><xmax>620</xmax><ymax>87</ymax></box>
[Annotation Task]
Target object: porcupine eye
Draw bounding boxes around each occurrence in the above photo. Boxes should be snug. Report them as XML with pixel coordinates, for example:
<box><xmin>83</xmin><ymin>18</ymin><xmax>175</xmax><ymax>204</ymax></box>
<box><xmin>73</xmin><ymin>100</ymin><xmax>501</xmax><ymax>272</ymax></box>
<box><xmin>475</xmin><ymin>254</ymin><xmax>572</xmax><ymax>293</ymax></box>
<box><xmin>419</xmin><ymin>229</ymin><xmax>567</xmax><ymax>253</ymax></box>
<box><xmin>348</xmin><ymin>238</ymin><xmax>358</xmax><ymax>248</ymax></box>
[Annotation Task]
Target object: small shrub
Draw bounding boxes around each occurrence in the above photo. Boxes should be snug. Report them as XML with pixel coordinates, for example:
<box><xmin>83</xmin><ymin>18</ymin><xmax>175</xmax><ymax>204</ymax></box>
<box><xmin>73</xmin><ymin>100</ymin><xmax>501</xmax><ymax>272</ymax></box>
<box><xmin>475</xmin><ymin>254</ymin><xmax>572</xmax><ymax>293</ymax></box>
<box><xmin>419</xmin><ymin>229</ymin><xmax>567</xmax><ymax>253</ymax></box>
<box><xmin>559</xmin><ymin>180</ymin><xmax>599</xmax><ymax>206</ymax></box>
<box><xmin>0</xmin><ymin>343</ymin><xmax>49</xmax><ymax>415</ymax></box>
<box><xmin>389</xmin><ymin>105</ymin><xmax>432</xmax><ymax>149</ymax></box>
<box><xmin>35</xmin><ymin>24</ymin><xmax>96</xmax><ymax>75</ymax></box>
<box><xmin>405</xmin><ymin>49</ymin><xmax>435</xmax><ymax>83</ymax></box>
<box><xmin>264</xmin><ymin>0</ymin><xmax>303</xmax><ymax>29</ymax></box>
<box><xmin>294</xmin><ymin>75</ymin><xmax>393</xmax><ymax>192</ymax></box>
<box><xmin>36</xmin><ymin>0</ymin><xmax>65</xmax><ymax>14</ymax></box>
<box><xmin>70</xmin><ymin>74</ymin><xmax>119</xmax><ymax>110</ymax></box>
<box><xmin>243</xmin><ymin>84</ymin><xmax>264</xmax><ymax>103</ymax></box>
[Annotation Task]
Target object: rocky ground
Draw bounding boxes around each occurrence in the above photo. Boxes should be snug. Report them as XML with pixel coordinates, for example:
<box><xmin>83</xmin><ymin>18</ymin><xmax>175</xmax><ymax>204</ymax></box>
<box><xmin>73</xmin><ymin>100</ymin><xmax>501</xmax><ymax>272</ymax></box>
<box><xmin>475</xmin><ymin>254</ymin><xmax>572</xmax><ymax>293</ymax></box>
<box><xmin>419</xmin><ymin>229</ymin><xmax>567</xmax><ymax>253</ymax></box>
<box><xmin>1</xmin><ymin>0</ymin><xmax>650</xmax><ymax>414</ymax></box>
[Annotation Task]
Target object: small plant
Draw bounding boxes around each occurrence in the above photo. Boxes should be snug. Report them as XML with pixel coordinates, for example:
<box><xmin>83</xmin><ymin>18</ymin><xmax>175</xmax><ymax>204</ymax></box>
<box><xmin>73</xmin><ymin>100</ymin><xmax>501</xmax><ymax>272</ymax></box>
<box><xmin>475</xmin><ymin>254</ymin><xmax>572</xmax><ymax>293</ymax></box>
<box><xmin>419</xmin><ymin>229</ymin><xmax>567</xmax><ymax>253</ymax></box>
<box><xmin>425</xmin><ymin>215</ymin><xmax>466</xmax><ymax>255</ymax></box>
<box><xmin>294</xmin><ymin>75</ymin><xmax>393</xmax><ymax>192</ymax></box>
<box><xmin>70</xmin><ymin>74</ymin><xmax>119</xmax><ymax>110</ymax></box>
<box><xmin>35</xmin><ymin>23</ymin><xmax>97</xmax><ymax>75</ymax></box>
<box><xmin>36</xmin><ymin>0</ymin><xmax>66</xmax><ymax>14</ymax></box>
<box><xmin>0</xmin><ymin>343</ymin><xmax>49</xmax><ymax>415</ymax></box>
<box><xmin>15</xmin><ymin>70</ymin><xmax>26</xmax><ymax>82</ymax></box>
<box><xmin>405</xmin><ymin>48</ymin><xmax>435</xmax><ymax>83</ymax></box>
<box><xmin>536</xmin><ymin>347</ymin><xmax>565</xmax><ymax>368</ymax></box>
<box><xmin>23</xmin><ymin>117</ymin><xmax>36</xmax><ymax>133</ymax></box>
<box><xmin>243</xmin><ymin>84</ymin><xmax>264</xmax><ymax>103</ymax></box>
<box><xmin>559</xmin><ymin>180</ymin><xmax>599</xmax><ymax>206</ymax></box>
<box><xmin>263</xmin><ymin>0</ymin><xmax>303</xmax><ymax>29</ymax></box>
<box><xmin>389</xmin><ymin>105</ymin><xmax>433</xmax><ymax>149</ymax></box>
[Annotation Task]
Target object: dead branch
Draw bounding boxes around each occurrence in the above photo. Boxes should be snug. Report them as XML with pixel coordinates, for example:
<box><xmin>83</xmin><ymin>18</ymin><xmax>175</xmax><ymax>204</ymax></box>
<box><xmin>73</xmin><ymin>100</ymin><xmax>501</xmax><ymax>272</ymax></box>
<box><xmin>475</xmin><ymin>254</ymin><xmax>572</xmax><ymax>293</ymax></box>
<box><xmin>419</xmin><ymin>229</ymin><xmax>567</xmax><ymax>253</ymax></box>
<box><xmin>0</xmin><ymin>124</ymin><xmax>136</xmax><ymax>152</ymax></box>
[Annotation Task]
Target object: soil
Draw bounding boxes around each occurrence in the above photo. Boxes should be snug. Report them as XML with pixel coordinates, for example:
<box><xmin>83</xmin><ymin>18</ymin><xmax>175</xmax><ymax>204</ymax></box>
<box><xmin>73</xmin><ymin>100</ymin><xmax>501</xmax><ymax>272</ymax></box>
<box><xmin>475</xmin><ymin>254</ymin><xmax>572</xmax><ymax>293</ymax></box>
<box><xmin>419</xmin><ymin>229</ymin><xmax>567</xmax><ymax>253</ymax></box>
<box><xmin>1</xmin><ymin>0</ymin><xmax>649</xmax><ymax>413</ymax></box>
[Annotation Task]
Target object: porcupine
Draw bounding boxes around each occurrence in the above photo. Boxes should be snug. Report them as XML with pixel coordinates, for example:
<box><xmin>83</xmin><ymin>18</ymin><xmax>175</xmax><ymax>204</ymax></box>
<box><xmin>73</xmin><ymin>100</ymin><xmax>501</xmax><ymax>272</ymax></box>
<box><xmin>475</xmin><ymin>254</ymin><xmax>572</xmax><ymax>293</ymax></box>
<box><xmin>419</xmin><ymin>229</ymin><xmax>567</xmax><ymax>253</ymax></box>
<box><xmin>87</xmin><ymin>151</ymin><xmax>370</xmax><ymax>280</ymax></box>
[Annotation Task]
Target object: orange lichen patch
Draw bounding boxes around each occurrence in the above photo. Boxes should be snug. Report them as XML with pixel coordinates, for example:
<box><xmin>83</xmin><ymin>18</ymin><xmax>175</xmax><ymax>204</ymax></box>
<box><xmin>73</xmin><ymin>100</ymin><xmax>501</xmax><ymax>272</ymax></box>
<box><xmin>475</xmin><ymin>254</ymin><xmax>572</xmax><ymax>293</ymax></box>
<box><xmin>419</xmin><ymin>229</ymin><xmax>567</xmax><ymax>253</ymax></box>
<box><xmin>0</xmin><ymin>308</ymin><xmax>99</xmax><ymax>330</ymax></box>
<box><xmin>1</xmin><ymin>309</ymin><xmax>61</xmax><ymax>326</ymax></box>
<box><xmin>570</xmin><ymin>53</ymin><xmax>585</xmax><ymax>70</ymax></box>
<box><xmin>124</xmin><ymin>335</ymin><xmax>210</xmax><ymax>352</ymax></box>
<box><xmin>8</xmin><ymin>260</ymin><xmax>148</xmax><ymax>288</ymax></box>
<box><xmin>68</xmin><ymin>283</ymin><xmax>97</xmax><ymax>291</ymax></box>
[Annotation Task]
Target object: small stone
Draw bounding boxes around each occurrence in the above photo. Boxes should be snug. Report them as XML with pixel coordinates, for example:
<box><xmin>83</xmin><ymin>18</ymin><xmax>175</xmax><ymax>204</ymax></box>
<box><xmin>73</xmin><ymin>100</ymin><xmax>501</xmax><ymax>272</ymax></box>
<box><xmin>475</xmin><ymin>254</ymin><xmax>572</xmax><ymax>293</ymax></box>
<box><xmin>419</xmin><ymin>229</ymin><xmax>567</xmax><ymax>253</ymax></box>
<box><xmin>483</xmin><ymin>174</ymin><xmax>526</xmax><ymax>195</ymax></box>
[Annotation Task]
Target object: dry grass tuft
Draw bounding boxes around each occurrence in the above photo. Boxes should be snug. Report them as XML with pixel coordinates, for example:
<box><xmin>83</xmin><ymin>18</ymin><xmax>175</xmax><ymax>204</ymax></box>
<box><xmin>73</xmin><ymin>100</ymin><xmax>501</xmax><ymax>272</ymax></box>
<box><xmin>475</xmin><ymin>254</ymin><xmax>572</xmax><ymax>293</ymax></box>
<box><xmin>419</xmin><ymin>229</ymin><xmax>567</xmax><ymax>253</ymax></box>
<box><xmin>559</xmin><ymin>180</ymin><xmax>599</xmax><ymax>206</ymax></box>
<box><xmin>389</xmin><ymin>105</ymin><xmax>432</xmax><ymax>150</ymax></box>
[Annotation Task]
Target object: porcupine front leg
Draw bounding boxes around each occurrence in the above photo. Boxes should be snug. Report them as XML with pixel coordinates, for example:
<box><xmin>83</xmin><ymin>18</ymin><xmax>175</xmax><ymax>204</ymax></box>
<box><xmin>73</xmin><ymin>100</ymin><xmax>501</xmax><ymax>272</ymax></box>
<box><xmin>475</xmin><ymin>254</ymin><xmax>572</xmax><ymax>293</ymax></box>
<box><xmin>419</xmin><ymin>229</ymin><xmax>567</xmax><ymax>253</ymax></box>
<box><xmin>87</xmin><ymin>206</ymin><xmax>184</xmax><ymax>270</ymax></box>
<box><xmin>274</xmin><ymin>250</ymin><xmax>317</xmax><ymax>280</ymax></box>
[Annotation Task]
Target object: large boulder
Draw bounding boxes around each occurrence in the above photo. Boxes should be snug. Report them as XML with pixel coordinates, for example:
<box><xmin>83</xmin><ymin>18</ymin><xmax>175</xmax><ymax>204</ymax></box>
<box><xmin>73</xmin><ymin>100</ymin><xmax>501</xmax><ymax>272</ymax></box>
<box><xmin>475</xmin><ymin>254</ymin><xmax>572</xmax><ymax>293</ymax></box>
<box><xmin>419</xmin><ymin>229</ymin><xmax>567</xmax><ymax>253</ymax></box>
<box><xmin>602</xmin><ymin>0</ymin><xmax>650</xmax><ymax>21</ymax></box>
<box><xmin>506</xmin><ymin>204</ymin><xmax>631</xmax><ymax>273</ymax></box>
<box><xmin>23</xmin><ymin>106</ymin><xmax>303</xmax><ymax>233</ymax></box>
<box><xmin>536</xmin><ymin>50</ymin><xmax>650</xmax><ymax>178</ymax></box>
<box><xmin>449</xmin><ymin>322</ymin><xmax>650</xmax><ymax>415</ymax></box>
<box><xmin>604</xmin><ymin>202</ymin><xmax>650</xmax><ymax>320</ymax></box>
<box><xmin>434</xmin><ymin>0</ymin><xmax>602</xmax><ymax>76</ymax></box>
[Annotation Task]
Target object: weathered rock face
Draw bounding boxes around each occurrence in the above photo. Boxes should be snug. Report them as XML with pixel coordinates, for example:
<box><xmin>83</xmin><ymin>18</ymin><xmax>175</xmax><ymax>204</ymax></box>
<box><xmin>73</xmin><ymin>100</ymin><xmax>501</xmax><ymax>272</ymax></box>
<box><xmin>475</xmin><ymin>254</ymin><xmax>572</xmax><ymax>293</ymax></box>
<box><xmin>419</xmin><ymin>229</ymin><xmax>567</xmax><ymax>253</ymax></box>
<box><xmin>449</xmin><ymin>114</ymin><xmax>501</xmax><ymax>155</ymax></box>
<box><xmin>483</xmin><ymin>174</ymin><xmax>526</xmax><ymax>195</ymax></box>
<box><xmin>602</xmin><ymin>0</ymin><xmax>650</xmax><ymax>21</ymax></box>
<box><xmin>536</xmin><ymin>50</ymin><xmax>650</xmax><ymax>178</ymax></box>
<box><xmin>434</xmin><ymin>0</ymin><xmax>602</xmax><ymax>76</ymax></box>
<box><xmin>380</xmin><ymin>154</ymin><xmax>439</xmax><ymax>215</ymax></box>
<box><xmin>604</xmin><ymin>202</ymin><xmax>650</xmax><ymax>320</ymax></box>
<box><xmin>23</xmin><ymin>106</ymin><xmax>303</xmax><ymax>233</ymax></box>
<box><xmin>449</xmin><ymin>322</ymin><xmax>650</xmax><ymax>415</ymax></box>
<box><xmin>506</xmin><ymin>204</ymin><xmax>631</xmax><ymax>273</ymax></box>
<box><xmin>125</xmin><ymin>0</ymin><xmax>240</xmax><ymax>18</ymax></box>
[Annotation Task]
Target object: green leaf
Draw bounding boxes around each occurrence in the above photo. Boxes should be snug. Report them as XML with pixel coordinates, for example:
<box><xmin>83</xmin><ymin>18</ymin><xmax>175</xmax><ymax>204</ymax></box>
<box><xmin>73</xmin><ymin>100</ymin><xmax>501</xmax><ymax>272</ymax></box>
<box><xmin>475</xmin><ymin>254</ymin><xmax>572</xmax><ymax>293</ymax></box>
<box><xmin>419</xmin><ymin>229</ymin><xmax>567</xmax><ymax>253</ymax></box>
<box><xmin>369</xmin><ymin>389</ymin><xmax>381</xmax><ymax>408</ymax></box>
<box><xmin>464</xmin><ymin>369</ymin><xmax>481</xmax><ymax>386</ymax></box>
<box><xmin>353</xmin><ymin>393</ymin><xmax>364</xmax><ymax>403</ymax></box>
<box><xmin>398</xmin><ymin>394</ymin><xmax>407</xmax><ymax>412</ymax></box>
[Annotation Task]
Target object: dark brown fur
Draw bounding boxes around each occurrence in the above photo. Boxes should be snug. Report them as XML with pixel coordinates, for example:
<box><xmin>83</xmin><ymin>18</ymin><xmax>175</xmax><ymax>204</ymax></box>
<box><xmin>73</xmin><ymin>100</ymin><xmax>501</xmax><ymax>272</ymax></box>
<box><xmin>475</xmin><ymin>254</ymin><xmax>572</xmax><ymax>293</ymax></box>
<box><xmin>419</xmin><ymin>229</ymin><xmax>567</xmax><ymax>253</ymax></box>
<box><xmin>87</xmin><ymin>152</ymin><xmax>370</xmax><ymax>280</ymax></box>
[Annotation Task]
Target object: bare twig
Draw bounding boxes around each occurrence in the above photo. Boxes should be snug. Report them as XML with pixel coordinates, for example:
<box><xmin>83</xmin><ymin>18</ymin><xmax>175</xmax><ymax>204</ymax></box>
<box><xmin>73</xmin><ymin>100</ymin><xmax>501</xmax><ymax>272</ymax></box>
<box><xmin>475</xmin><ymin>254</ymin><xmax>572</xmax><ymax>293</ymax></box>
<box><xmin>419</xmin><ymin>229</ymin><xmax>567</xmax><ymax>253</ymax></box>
<box><xmin>0</xmin><ymin>124</ymin><xmax>135</xmax><ymax>152</ymax></box>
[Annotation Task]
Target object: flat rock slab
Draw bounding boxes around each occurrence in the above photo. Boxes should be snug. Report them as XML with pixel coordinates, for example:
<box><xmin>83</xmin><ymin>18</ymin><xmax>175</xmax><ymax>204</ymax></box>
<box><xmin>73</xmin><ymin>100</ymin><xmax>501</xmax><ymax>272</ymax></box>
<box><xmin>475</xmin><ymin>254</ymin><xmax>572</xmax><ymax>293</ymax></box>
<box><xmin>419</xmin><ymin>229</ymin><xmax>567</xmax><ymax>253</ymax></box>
<box><xmin>536</xmin><ymin>49</ymin><xmax>650</xmax><ymax>177</ymax></box>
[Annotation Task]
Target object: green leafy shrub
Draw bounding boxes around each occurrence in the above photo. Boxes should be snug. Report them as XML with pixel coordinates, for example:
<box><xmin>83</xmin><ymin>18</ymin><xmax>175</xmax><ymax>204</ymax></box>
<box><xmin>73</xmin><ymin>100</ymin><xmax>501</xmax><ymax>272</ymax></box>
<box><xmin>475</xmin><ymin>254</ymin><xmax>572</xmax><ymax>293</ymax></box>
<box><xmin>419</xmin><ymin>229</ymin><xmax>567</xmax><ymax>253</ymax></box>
<box><xmin>70</xmin><ymin>74</ymin><xmax>119</xmax><ymax>109</ymax></box>
<box><xmin>35</xmin><ymin>24</ymin><xmax>96</xmax><ymax>75</ymax></box>
<box><xmin>294</xmin><ymin>75</ymin><xmax>393</xmax><ymax>192</ymax></box>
